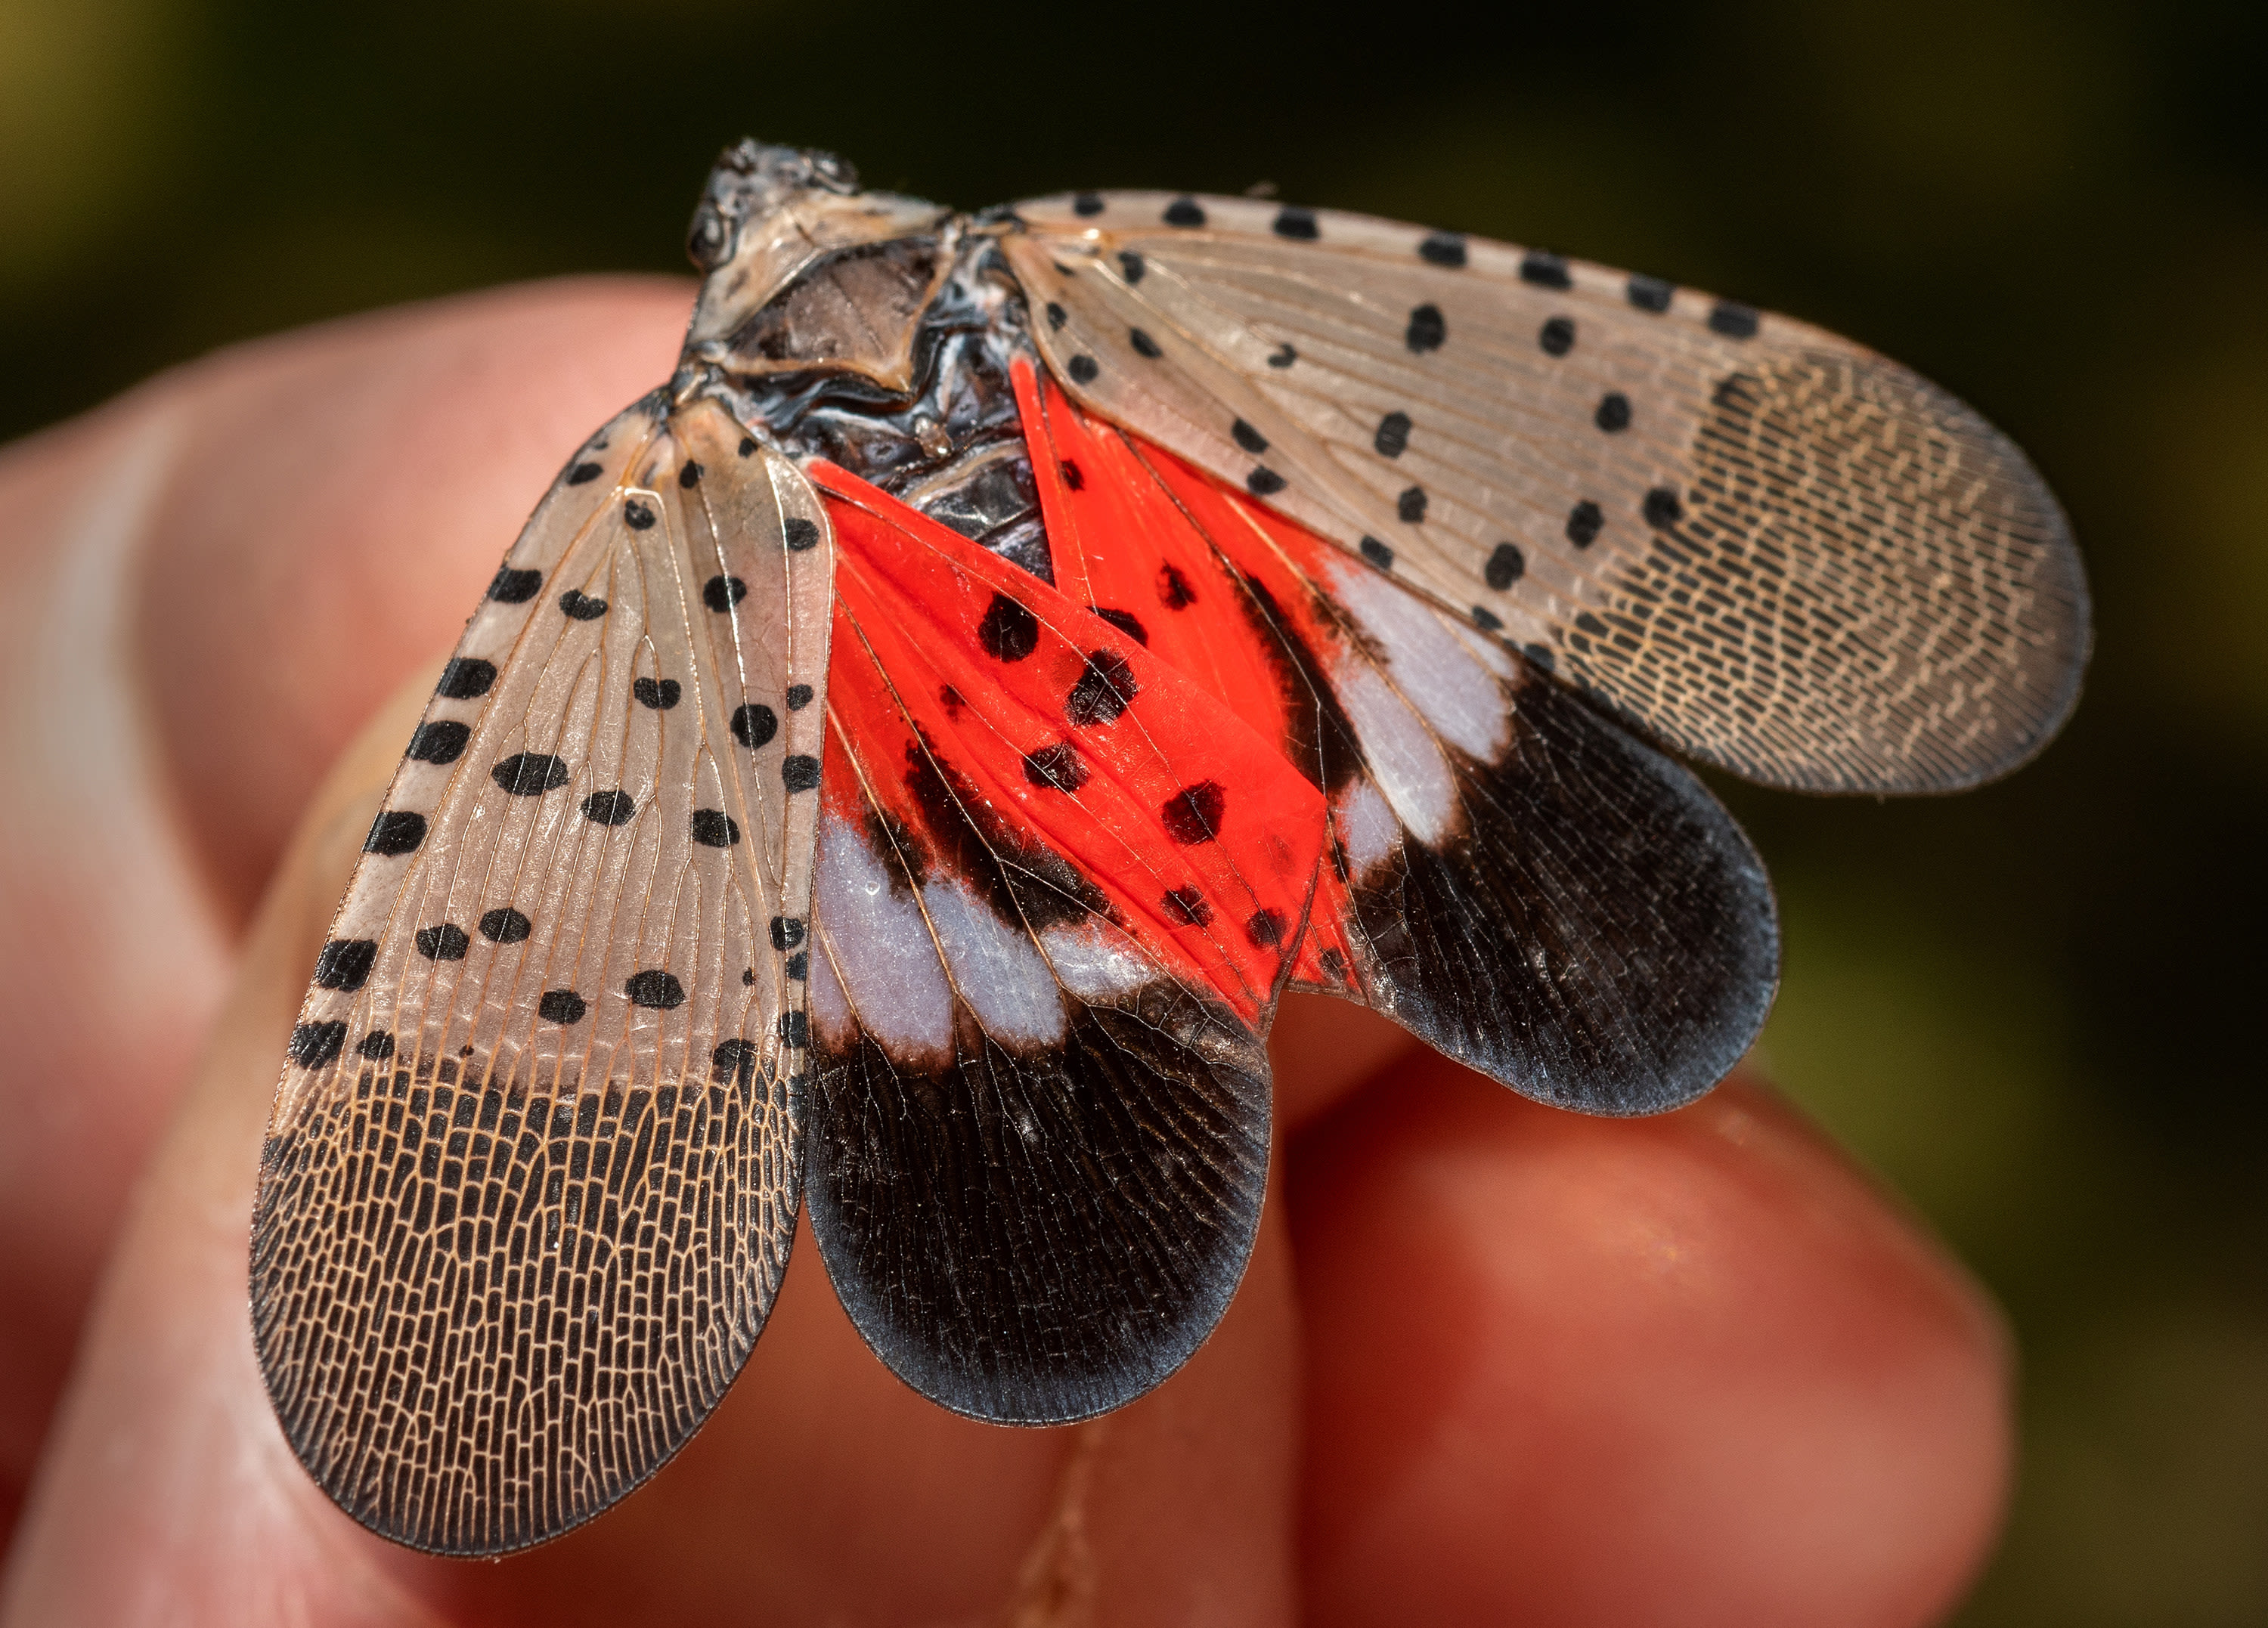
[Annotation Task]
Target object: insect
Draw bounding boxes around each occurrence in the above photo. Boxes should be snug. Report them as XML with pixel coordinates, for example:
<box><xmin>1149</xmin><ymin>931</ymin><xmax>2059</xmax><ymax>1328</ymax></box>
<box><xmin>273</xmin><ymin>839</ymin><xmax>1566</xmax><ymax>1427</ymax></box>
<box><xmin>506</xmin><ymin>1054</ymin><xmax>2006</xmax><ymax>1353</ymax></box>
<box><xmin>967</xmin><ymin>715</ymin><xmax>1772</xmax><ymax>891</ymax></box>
<box><xmin>250</xmin><ymin>142</ymin><xmax>2090</xmax><ymax>1555</ymax></box>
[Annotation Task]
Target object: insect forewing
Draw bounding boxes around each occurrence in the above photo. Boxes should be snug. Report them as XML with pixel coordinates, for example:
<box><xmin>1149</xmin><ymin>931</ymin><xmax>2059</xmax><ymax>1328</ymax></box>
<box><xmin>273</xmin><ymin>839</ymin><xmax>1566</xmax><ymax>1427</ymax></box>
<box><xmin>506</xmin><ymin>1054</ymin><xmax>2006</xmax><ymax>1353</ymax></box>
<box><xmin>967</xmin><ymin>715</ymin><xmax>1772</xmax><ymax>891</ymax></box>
<box><xmin>1006</xmin><ymin>192</ymin><xmax>2090</xmax><ymax>794</ymax></box>
<box><xmin>251</xmin><ymin>394</ymin><xmax>834</xmax><ymax>1554</ymax></box>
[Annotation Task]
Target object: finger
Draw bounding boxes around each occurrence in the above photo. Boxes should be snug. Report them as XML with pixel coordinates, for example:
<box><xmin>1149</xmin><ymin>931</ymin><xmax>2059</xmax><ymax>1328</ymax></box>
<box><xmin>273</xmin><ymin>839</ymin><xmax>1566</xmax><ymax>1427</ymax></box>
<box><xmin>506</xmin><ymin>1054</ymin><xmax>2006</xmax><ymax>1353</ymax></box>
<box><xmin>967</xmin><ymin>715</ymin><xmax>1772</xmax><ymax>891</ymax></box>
<box><xmin>0</xmin><ymin>280</ymin><xmax>691</xmax><ymax>1519</ymax></box>
<box><xmin>2</xmin><ymin>670</ymin><xmax>1302</xmax><ymax>1626</ymax></box>
<box><xmin>1290</xmin><ymin>1054</ymin><xmax>2012</xmax><ymax>1627</ymax></box>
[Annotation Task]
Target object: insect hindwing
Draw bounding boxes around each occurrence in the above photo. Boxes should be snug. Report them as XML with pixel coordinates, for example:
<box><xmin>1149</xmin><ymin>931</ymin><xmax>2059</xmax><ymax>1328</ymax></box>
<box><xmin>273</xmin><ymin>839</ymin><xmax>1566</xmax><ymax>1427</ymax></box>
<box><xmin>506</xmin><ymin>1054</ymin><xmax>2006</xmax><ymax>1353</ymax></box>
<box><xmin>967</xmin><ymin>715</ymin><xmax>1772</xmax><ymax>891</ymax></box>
<box><xmin>1015</xmin><ymin>362</ymin><xmax>1777</xmax><ymax>1114</ymax></box>
<box><xmin>251</xmin><ymin>395</ymin><xmax>833</xmax><ymax>1554</ymax></box>
<box><xmin>804</xmin><ymin>463</ymin><xmax>1325</xmax><ymax>1422</ymax></box>
<box><xmin>1005</xmin><ymin>192</ymin><xmax>2090</xmax><ymax>795</ymax></box>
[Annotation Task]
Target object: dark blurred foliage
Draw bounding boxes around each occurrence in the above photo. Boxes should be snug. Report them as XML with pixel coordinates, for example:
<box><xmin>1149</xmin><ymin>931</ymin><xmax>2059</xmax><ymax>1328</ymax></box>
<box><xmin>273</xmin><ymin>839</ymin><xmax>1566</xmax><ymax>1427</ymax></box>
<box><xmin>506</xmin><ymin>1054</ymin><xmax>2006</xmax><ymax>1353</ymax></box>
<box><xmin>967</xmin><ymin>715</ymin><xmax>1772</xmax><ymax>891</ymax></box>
<box><xmin>2</xmin><ymin>0</ymin><xmax>2263</xmax><ymax>1617</ymax></box>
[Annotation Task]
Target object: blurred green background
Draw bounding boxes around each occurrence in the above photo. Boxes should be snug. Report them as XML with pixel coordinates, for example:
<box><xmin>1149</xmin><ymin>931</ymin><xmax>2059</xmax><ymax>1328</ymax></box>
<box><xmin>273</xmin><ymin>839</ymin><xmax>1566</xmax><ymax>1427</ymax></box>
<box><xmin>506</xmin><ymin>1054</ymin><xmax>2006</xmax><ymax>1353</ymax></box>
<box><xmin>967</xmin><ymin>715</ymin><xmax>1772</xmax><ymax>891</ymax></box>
<box><xmin>3</xmin><ymin>0</ymin><xmax>2260</xmax><ymax>1619</ymax></box>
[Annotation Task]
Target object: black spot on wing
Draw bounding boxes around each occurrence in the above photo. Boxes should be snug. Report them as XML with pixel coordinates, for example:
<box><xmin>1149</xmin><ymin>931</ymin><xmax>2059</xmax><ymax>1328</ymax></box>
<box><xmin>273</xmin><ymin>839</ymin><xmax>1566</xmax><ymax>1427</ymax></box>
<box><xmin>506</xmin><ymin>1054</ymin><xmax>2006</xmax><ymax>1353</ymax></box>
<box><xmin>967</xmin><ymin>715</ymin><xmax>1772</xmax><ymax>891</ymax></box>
<box><xmin>1627</xmin><ymin>275</ymin><xmax>1673</xmax><ymax>313</ymax></box>
<box><xmin>1486</xmin><ymin>543</ymin><xmax>1526</xmax><ymax>590</ymax></box>
<box><xmin>1520</xmin><ymin>250</ymin><xmax>1570</xmax><ymax>289</ymax></box>
<box><xmin>1024</xmin><ymin>741</ymin><xmax>1089</xmax><ymax>791</ymax></box>
<box><xmin>314</xmin><ymin>938</ymin><xmax>377</xmax><ymax>992</ymax></box>
<box><xmin>537</xmin><ymin>989</ymin><xmax>586</xmax><ymax>1024</ymax></box>
<box><xmin>407</xmin><ymin>721</ymin><xmax>469</xmax><ymax>764</ymax></box>
<box><xmin>1405</xmin><ymin>305</ymin><xmax>1445</xmax><ymax>353</ymax></box>
<box><xmin>634</xmin><ymin>676</ymin><xmax>682</xmax><ymax>710</ymax></box>
<box><xmin>732</xmin><ymin>704</ymin><xmax>778</xmax><ymax>749</ymax></box>
<box><xmin>624</xmin><ymin>970</ymin><xmax>684</xmax><ymax>1009</ymax></box>
<box><xmin>1421</xmin><ymin>232</ymin><xmax>1469</xmax><ymax>268</ymax></box>
<box><xmin>364</xmin><ymin>811</ymin><xmax>426</xmax><ymax>856</ymax></box>
<box><xmin>1273</xmin><ymin>206</ymin><xmax>1318</xmax><ymax>240</ymax></box>
<box><xmin>1161</xmin><ymin>781</ymin><xmax>1225</xmax><ymax>844</ymax></box>
<box><xmin>491</xmin><ymin>754</ymin><xmax>570</xmax><ymax>796</ymax></box>
<box><xmin>415</xmin><ymin>923</ymin><xmax>469</xmax><ymax>961</ymax></box>
<box><xmin>692</xmin><ymin>809</ymin><xmax>741</xmax><ymax>846</ymax></box>
<box><xmin>559</xmin><ymin>589</ymin><xmax>608</xmax><ymax>620</ymax></box>
<box><xmin>1709</xmin><ymin>301</ymin><xmax>1760</xmax><ymax>339</ymax></box>
<box><xmin>488</xmin><ymin>567</ymin><xmax>542</xmax><ymax>603</ymax></box>
<box><xmin>437</xmin><ymin>658</ymin><xmax>496</xmax><ymax>700</ymax></box>
<box><xmin>581</xmin><ymin>789</ymin><xmax>637</xmax><ymax>825</ymax></box>
<box><xmin>1066</xmin><ymin>651</ymin><xmax>1137</xmax><ymax>727</ymax></box>
<box><xmin>978</xmin><ymin>593</ymin><xmax>1040</xmax><ymax>662</ymax></box>
<box><xmin>1161</xmin><ymin>886</ymin><xmax>1211</xmax><ymax>926</ymax></box>
<box><xmin>478</xmin><ymin>908</ymin><xmax>531</xmax><ymax>944</ymax></box>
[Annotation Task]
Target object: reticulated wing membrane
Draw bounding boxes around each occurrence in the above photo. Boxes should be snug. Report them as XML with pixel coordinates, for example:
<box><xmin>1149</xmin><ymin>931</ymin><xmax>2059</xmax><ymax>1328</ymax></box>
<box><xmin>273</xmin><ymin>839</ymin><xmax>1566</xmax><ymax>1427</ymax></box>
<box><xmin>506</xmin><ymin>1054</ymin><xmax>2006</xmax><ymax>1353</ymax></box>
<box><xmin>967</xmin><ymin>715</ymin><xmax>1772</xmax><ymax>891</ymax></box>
<box><xmin>251</xmin><ymin>395</ymin><xmax>835</xmax><ymax>1553</ymax></box>
<box><xmin>804</xmin><ymin>462</ymin><xmax>1325</xmax><ymax>1422</ymax></box>
<box><xmin>1005</xmin><ymin>191</ymin><xmax>2090</xmax><ymax>794</ymax></box>
<box><xmin>1017</xmin><ymin>363</ymin><xmax>1777</xmax><ymax>1113</ymax></box>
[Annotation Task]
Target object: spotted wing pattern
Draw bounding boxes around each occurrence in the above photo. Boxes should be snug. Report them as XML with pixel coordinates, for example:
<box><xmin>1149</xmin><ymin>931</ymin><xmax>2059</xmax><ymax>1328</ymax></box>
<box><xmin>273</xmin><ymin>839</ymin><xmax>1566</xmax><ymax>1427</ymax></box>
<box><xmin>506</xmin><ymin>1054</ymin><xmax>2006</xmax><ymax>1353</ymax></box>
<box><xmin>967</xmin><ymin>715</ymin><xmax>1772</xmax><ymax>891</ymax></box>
<box><xmin>1017</xmin><ymin>362</ymin><xmax>1777</xmax><ymax>1113</ymax></box>
<box><xmin>1004</xmin><ymin>191</ymin><xmax>2090</xmax><ymax>794</ymax></box>
<box><xmin>803</xmin><ymin>462</ymin><xmax>1325</xmax><ymax>1422</ymax></box>
<box><xmin>251</xmin><ymin>395</ymin><xmax>835</xmax><ymax>1553</ymax></box>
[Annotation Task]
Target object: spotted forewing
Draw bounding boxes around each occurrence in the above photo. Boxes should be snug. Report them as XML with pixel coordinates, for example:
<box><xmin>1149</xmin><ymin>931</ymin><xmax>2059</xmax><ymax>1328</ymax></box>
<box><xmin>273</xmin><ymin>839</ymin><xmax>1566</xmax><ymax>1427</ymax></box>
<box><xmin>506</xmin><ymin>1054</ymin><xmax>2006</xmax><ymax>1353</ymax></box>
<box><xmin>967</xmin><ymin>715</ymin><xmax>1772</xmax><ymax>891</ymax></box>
<box><xmin>1006</xmin><ymin>191</ymin><xmax>2089</xmax><ymax>794</ymax></box>
<box><xmin>251</xmin><ymin>395</ymin><xmax>833</xmax><ymax>1552</ymax></box>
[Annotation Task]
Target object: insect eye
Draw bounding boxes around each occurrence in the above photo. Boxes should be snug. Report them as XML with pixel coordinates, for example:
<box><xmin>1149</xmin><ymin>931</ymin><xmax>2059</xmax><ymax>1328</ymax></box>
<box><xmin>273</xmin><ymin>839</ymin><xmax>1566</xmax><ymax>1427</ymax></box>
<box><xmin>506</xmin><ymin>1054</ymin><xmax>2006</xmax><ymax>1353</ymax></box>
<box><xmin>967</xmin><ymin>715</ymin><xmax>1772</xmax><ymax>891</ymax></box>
<box><xmin>687</xmin><ymin>205</ymin><xmax>733</xmax><ymax>269</ymax></box>
<box><xmin>808</xmin><ymin>152</ymin><xmax>859</xmax><ymax>192</ymax></box>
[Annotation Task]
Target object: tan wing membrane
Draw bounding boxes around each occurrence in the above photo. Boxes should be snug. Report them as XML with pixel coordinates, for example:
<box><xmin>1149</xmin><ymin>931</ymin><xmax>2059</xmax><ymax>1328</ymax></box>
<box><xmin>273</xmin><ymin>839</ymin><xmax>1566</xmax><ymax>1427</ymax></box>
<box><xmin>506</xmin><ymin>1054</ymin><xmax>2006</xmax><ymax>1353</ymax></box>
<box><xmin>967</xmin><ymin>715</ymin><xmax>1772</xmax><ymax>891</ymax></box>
<box><xmin>1007</xmin><ymin>191</ymin><xmax>2090</xmax><ymax>793</ymax></box>
<box><xmin>252</xmin><ymin>394</ymin><xmax>835</xmax><ymax>1553</ymax></box>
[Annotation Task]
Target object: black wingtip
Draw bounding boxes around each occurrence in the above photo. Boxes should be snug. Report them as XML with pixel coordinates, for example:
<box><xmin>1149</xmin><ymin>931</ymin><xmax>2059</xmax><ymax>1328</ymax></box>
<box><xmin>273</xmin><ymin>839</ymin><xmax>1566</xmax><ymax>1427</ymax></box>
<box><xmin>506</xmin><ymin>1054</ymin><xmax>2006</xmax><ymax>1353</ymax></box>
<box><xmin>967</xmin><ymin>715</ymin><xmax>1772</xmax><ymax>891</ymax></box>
<box><xmin>1346</xmin><ymin>663</ymin><xmax>1780</xmax><ymax>1118</ymax></box>
<box><xmin>807</xmin><ymin>998</ymin><xmax>1270</xmax><ymax>1423</ymax></box>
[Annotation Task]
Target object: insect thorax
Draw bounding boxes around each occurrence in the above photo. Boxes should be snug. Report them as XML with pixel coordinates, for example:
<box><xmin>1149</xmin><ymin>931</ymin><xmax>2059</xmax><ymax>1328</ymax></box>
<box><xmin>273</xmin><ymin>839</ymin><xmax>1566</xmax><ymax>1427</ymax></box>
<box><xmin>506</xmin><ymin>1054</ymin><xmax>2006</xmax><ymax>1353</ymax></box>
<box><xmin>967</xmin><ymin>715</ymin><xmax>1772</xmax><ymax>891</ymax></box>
<box><xmin>692</xmin><ymin>227</ymin><xmax>1051</xmax><ymax>585</ymax></box>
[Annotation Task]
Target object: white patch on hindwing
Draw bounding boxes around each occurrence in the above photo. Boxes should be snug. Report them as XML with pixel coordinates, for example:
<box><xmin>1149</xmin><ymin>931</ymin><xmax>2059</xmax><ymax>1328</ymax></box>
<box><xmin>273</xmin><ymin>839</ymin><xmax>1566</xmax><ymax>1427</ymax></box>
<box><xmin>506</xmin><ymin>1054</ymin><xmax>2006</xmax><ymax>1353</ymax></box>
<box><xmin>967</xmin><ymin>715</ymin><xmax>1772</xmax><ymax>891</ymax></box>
<box><xmin>1325</xmin><ymin>556</ymin><xmax>1510</xmax><ymax>765</ymax></box>
<box><xmin>1042</xmin><ymin>921</ymin><xmax>1158</xmax><ymax>1005</ymax></box>
<box><xmin>922</xmin><ymin>878</ymin><xmax>1066</xmax><ymax>1047</ymax></box>
<box><xmin>812</xmin><ymin>809</ymin><xmax>953</xmax><ymax>1062</ymax></box>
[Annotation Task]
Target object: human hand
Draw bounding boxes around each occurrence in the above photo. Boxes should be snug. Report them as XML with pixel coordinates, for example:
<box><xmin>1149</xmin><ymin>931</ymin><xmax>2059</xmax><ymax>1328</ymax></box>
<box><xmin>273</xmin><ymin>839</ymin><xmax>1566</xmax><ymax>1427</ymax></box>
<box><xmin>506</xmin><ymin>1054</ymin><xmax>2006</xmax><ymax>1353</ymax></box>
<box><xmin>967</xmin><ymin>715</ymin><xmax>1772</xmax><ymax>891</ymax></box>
<box><xmin>0</xmin><ymin>281</ymin><xmax>2010</xmax><ymax>1626</ymax></box>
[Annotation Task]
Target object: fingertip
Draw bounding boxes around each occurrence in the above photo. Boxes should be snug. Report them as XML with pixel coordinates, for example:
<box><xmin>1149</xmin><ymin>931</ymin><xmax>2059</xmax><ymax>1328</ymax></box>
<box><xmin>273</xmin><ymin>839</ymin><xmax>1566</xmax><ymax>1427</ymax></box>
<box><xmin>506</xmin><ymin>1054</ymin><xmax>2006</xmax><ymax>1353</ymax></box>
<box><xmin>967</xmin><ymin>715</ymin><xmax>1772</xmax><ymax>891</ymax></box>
<box><xmin>129</xmin><ymin>276</ymin><xmax>693</xmax><ymax>922</ymax></box>
<box><xmin>1291</xmin><ymin>1056</ymin><xmax>2012</xmax><ymax>1628</ymax></box>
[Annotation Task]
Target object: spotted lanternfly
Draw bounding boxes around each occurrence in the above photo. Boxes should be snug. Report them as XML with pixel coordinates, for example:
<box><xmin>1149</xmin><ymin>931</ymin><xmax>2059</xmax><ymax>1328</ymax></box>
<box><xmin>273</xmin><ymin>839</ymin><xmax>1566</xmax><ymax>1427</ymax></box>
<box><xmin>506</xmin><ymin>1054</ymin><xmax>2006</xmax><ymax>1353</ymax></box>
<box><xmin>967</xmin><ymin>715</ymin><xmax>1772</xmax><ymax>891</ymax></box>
<box><xmin>251</xmin><ymin>143</ymin><xmax>2091</xmax><ymax>1554</ymax></box>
